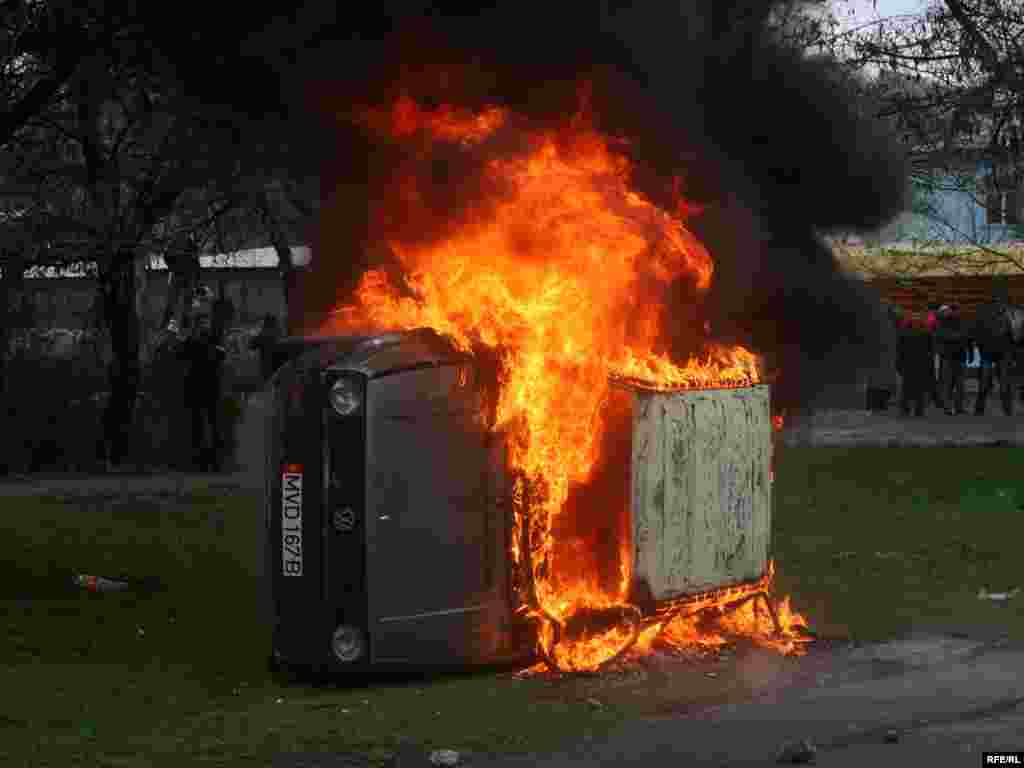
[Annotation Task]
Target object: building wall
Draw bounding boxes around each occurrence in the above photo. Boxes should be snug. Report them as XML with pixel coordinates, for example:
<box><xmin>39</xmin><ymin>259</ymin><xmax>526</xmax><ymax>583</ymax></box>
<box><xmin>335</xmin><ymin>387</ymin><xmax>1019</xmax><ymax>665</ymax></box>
<box><xmin>868</xmin><ymin>274</ymin><xmax>1024</xmax><ymax>321</ymax></box>
<box><xmin>20</xmin><ymin>269</ymin><xmax>289</xmax><ymax>330</ymax></box>
<box><xmin>876</xmin><ymin>166</ymin><xmax>1018</xmax><ymax>245</ymax></box>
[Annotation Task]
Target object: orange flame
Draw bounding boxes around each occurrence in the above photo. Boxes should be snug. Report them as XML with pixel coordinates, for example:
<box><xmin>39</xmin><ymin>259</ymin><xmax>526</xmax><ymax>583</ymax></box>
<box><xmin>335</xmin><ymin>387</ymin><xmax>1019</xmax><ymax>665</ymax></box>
<box><xmin>357</xmin><ymin>92</ymin><xmax>508</xmax><ymax>145</ymax></box>
<box><xmin>324</xmin><ymin>93</ymin><xmax>808</xmax><ymax>672</ymax></box>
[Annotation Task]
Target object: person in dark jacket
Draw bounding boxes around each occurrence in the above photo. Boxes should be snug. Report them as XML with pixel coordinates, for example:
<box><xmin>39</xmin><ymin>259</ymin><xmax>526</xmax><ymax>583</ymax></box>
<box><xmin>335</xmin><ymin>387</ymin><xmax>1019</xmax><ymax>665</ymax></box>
<box><xmin>178</xmin><ymin>313</ymin><xmax>227</xmax><ymax>471</ymax></box>
<box><xmin>896</xmin><ymin>315</ymin><xmax>935</xmax><ymax>417</ymax></box>
<box><xmin>925</xmin><ymin>303</ymin><xmax>944</xmax><ymax>409</ymax></box>
<box><xmin>934</xmin><ymin>304</ymin><xmax>968</xmax><ymax>415</ymax></box>
<box><xmin>250</xmin><ymin>314</ymin><xmax>281</xmax><ymax>383</ymax></box>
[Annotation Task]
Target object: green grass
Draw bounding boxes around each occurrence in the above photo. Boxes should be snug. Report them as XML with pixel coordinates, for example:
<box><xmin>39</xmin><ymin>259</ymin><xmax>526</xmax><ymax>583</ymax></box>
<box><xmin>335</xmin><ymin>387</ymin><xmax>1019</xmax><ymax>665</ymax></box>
<box><xmin>771</xmin><ymin>446</ymin><xmax>1024</xmax><ymax>643</ymax></box>
<box><xmin>0</xmin><ymin>491</ymin><xmax>626</xmax><ymax>768</ymax></box>
<box><xmin>3</xmin><ymin>447</ymin><xmax>1024</xmax><ymax>766</ymax></box>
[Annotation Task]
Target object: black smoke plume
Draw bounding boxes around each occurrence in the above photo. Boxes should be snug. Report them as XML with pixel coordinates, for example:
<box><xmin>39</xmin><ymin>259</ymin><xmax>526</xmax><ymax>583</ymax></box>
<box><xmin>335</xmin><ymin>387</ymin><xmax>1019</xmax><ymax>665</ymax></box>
<box><xmin>290</xmin><ymin>1</ymin><xmax>907</xmax><ymax>414</ymax></box>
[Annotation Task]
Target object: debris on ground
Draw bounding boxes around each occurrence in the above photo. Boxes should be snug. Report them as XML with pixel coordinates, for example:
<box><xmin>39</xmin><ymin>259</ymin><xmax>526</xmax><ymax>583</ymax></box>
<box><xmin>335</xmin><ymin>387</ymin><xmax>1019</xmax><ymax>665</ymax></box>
<box><xmin>72</xmin><ymin>574</ymin><xmax>132</xmax><ymax>592</ymax></box>
<box><xmin>776</xmin><ymin>738</ymin><xmax>817</xmax><ymax>764</ymax></box>
<box><xmin>977</xmin><ymin>587</ymin><xmax>1021</xmax><ymax>602</ymax></box>
<box><xmin>428</xmin><ymin>750</ymin><xmax>461</xmax><ymax>767</ymax></box>
<box><xmin>71</xmin><ymin>573</ymin><xmax>166</xmax><ymax>594</ymax></box>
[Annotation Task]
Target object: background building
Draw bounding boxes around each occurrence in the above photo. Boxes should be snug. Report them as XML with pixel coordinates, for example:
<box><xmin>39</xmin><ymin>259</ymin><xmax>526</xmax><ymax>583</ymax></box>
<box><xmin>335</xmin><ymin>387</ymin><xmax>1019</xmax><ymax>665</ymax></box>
<box><xmin>17</xmin><ymin>246</ymin><xmax>310</xmax><ymax>332</ymax></box>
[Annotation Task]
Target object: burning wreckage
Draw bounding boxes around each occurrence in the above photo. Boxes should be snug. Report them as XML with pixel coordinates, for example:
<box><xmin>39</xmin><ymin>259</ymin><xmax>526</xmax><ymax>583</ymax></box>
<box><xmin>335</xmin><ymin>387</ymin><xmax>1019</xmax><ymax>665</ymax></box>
<box><xmin>262</xmin><ymin>0</ymin><xmax>908</xmax><ymax>678</ymax></box>
<box><xmin>264</xmin><ymin>93</ymin><xmax>824</xmax><ymax>678</ymax></box>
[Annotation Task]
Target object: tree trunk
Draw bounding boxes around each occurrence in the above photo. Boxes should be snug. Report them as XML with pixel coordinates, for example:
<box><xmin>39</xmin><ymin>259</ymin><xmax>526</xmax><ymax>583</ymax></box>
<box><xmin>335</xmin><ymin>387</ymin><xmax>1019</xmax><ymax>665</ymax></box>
<box><xmin>0</xmin><ymin>249</ymin><xmax>27</xmax><ymax>402</ymax></box>
<box><xmin>99</xmin><ymin>251</ymin><xmax>142</xmax><ymax>468</ymax></box>
<box><xmin>212</xmin><ymin>279</ymin><xmax>235</xmax><ymax>343</ymax></box>
<box><xmin>261</xmin><ymin>202</ymin><xmax>296</xmax><ymax>335</ymax></box>
<box><xmin>0</xmin><ymin>250</ymin><xmax>28</xmax><ymax>475</ymax></box>
<box><xmin>161</xmin><ymin>235</ymin><xmax>201</xmax><ymax>332</ymax></box>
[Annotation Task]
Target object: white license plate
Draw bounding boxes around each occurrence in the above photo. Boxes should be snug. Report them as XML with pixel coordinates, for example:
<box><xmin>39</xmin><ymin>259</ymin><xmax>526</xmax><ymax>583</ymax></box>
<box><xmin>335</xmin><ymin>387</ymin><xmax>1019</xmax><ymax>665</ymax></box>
<box><xmin>281</xmin><ymin>466</ymin><xmax>303</xmax><ymax>577</ymax></box>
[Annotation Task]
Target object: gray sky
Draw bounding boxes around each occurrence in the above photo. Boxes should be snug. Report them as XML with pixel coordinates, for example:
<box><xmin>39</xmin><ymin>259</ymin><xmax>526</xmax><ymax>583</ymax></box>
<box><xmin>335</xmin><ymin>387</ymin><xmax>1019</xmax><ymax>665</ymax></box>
<box><xmin>832</xmin><ymin>0</ymin><xmax>930</xmax><ymax>27</ymax></box>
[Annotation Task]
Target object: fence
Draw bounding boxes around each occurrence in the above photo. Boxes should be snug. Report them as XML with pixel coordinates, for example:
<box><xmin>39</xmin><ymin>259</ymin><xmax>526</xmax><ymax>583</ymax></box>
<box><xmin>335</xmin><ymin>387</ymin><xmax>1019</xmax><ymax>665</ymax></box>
<box><xmin>0</xmin><ymin>326</ymin><xmax>266</xmax><ymax>475</ymax></box>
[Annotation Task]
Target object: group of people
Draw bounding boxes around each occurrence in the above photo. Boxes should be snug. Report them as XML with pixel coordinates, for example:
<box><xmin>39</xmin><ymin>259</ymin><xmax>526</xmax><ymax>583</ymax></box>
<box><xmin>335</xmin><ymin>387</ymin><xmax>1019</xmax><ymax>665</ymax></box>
<box><xmin>895</xmin><ymin>303</ymin><xmax>989</xmax><ymax>417</ymax></box>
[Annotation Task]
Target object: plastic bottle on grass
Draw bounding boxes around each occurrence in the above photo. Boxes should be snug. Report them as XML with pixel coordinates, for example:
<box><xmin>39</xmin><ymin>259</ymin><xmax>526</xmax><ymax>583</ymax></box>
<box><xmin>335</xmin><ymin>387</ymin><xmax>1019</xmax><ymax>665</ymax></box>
<box><xmin>72</xmin><ymin>574</ymin><xmax>165</xmax><ymax>594</ymax></box>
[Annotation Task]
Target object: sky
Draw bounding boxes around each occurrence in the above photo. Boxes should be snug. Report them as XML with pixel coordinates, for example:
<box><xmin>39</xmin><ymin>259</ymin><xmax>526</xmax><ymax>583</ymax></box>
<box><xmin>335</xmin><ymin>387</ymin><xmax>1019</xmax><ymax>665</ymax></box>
<box><xmin>832</xmin><ymin>0</ymin><xmax>930</xmax><ymax>27</ymax></box>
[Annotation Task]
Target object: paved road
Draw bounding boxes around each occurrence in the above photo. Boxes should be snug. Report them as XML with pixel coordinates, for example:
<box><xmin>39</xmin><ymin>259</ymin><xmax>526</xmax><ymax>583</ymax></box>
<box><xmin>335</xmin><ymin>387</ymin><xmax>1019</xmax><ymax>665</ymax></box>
<box><xmin>466</xmin><ymin>634</ymin><xmax>1024</xmax><ymax>768</ymax></box>
<box><xmin>781</xmin><ymin>408</ymin><xmax>1024</xmax><ymax>447</ymax></box>
<box><xmin>264</xmin><ymin>634</ymin><xmax>1024</xmax><ymax>768</ymax></box>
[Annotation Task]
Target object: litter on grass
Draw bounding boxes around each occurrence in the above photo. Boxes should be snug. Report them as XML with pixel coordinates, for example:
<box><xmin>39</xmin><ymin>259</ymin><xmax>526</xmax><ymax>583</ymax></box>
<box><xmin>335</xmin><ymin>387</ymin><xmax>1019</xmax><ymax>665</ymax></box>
<box><xmin>977</xmin><ymin>587</ymin><xmax>1020</xmax><ymax>602</ymax></box>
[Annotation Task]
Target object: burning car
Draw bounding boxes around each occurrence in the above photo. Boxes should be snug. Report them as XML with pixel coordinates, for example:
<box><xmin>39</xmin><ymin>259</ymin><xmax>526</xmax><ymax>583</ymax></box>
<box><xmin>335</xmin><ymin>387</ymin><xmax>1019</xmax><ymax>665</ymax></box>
<box><xmin>264</xmin><ymin>330</ymin><xmax>807</xmax><ymax>679</ymax></box>
<box><xmin>263</xmin><ymin>77</ymin><xmax>823</xmax><ymax>679</ymax></box>
<box><xmin>266</xmin><ymin>329</ymin><xmax>533</xmax><ymax>676</ymax></box>
<box><xmin>251</xmin><ymin>0</ymin><xmax>922</xmax><ymax>677</ymax></box>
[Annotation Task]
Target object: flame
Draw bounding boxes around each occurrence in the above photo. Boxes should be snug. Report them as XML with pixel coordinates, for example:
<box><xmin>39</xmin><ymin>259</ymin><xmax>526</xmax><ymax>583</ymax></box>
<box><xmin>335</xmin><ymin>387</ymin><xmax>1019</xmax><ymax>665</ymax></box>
<box><xmin>640</xmin><ymin>561</ymin><xmax>812</xmax><ymax>658</ymax></box>
<box><xmin>324</xmin><ymin>92</ymin><xmax>808</xmax><ymax>672</ymax></box>
<box><xmin>357</xmin><ymin>92</ymin><xmax>508</xmax><ymax>145</ymax></box>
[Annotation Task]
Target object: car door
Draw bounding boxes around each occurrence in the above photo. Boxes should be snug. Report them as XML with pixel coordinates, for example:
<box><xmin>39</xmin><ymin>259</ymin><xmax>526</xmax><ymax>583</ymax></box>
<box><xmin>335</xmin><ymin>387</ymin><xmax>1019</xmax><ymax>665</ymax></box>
<box><xmin>365</xmin><ymin>362</ymin><xmax>506</xmax><ymax>663</ymax></box>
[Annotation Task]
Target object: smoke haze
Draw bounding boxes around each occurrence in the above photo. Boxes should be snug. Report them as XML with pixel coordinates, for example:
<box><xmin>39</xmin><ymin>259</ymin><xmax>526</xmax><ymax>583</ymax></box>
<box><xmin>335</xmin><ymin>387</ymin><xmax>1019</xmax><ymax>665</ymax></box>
<box><xmin>298</xmin><ymin>1</ymin><xmax>907</xmax><ymax>413</ymax></box>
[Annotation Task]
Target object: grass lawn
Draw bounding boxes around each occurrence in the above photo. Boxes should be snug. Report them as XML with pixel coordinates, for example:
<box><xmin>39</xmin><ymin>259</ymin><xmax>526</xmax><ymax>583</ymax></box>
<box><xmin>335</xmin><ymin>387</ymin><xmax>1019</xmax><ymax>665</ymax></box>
<box><xmin>2</xmin><ymin>446</ymin><xmax>1024</xmax><ymax>766</ymax></box>
<box><xmin>770</xmin><ymin>446</ymin><xmax>1024</xmax><ymax>644</ymax></box>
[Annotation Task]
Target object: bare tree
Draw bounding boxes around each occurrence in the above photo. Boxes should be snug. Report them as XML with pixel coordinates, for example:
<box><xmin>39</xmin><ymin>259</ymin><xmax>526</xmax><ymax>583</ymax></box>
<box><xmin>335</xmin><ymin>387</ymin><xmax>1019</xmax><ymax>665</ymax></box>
<box><xmin>257</xmin><ymin>178</ymin><xmax>318</xmax><ymax>334</ymax></box>
<box><xmin>0</xmin><ymin>1</ymin><xmax>329</xmax><ymax>472</ymax></box>
<box><xmin>4</xmin><ymin>29</ymin><xmax>245</xmax><ymax>466</ymax></box>
<box><xmin>830</xmin><ymin>1</ymin><xmax>1024</xmax><ymax>270</ymax></box>
<box><xmin>0</xmin><ymin>0</ymin><xmax>100</xmax><ymax>150</ymax></box>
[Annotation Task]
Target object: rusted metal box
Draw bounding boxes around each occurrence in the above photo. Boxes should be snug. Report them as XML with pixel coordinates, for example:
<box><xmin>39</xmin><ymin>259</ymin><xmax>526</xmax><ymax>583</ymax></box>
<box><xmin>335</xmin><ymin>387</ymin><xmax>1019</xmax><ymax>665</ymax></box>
<box><xmin>630</xmin><ymin>384</ymin><xmax>772</xmax><ymax>601</ymax></box>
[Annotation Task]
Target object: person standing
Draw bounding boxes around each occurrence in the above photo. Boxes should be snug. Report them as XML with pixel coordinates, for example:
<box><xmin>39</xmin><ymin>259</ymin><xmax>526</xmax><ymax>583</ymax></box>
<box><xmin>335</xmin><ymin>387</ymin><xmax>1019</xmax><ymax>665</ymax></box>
<box><xmin>250</xmin><ymin>314</ymin><xmax>281</xmax><ymax>383</ymax></box>
<box><xmin>178</xmin><ymin>313</ymin><xmax>226</xmax><ymax>472</ymax></box>
<box><xmin>211</xmin><ymin>292</ymin><xmax>236</xmax><ymax>344</ymax></box>
<box><xmin>896</xmin><ymin>314</ymin><xmax>935</xmax><ymax>417</ymax></box>
<box><xmin>935</xmin><ymin>304</ymin><xmax>968</xmax><ymax>415</ymax></box>
<box><xmin>925</xmin><ymin>303</ymin><xmax>944</xmax><ymax>410</ymax></box>
<box><xmin>973</xmin><ymin>339</ymin><xmax>996</xmax><ymax>415</ymax></box>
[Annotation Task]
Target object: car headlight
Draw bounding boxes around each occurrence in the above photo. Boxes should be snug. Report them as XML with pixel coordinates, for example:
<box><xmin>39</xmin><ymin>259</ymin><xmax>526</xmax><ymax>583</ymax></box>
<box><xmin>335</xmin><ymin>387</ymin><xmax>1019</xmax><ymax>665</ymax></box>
<box><xmin>328</xmin><ymin>377</ymin><xmax>361</xmax><ymax>416</ymax></box>
<box><xmin>331</xmin><ymin>624</ymin><xmax>366</xmax><ymax>663</ymax></box>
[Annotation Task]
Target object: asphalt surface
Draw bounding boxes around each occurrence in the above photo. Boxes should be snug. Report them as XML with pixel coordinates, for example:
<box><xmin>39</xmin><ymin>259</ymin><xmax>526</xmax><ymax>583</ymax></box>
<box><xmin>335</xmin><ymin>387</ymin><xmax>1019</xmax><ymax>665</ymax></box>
<box><xmin>263</xmin><ymin>634</ymin><xmax>1024</xmax><ymax>768</ymax></box>
<box><xmin>465</xmin><ymin>634</ymin><xmax>1024</xmax><ymax>768</ymax></box>
<box><xmin>782</xmin><ymin>407</ymin><xmax>1024</xmax><ymax>448</ymax></box>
